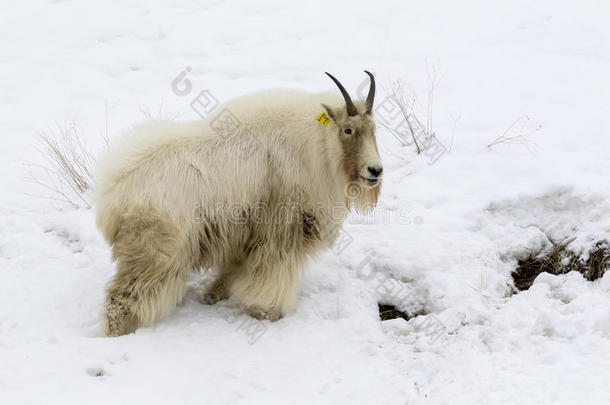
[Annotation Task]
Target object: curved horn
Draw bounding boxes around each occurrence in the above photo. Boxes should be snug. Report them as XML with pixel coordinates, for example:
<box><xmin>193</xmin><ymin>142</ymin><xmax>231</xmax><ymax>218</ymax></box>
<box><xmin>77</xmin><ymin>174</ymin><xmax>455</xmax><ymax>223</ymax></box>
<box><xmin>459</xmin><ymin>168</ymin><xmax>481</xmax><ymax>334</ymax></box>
<box><xmin>325</xmin><ymin>72</ymin><xmax>357</xmax><ymax>116</ymax></box>
<box><xmin>364</xmin><ymin>70</ymin><xmax>375</xmax><ymax>114</ymax></box>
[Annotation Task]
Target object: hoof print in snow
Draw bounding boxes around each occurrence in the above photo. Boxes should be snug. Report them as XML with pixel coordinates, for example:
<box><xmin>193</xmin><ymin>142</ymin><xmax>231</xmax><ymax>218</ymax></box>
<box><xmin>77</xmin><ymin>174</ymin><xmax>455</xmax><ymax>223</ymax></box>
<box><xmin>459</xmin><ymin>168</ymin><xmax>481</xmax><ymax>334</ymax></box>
<box><xmin>512</xmin><ymin>239</ymin><xmax>610</xmax><ymax>291</ymax></box>
<box><xmin>45</xmin><ymin>227</ymin><xmax>83</xmax><ymax>253</ymax></box>
<box><xmin>378</xmin><ymin>303</ymin><xmax>413</xmax><ymax>321</ymax></box>
<box><xmin>86</xmin><ymin>367</ymin><xmax>106</xmax><ymax>377</ymax></box>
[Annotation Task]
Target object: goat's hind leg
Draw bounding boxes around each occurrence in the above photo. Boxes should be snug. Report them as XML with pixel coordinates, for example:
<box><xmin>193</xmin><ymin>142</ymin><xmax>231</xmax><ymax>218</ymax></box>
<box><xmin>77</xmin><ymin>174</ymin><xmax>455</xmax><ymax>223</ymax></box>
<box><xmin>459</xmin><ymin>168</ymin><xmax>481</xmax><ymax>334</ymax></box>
<box><xmin>102</xmin><ymin>214</ymin><xmax>193</xmax><ymax>336</ymax></box>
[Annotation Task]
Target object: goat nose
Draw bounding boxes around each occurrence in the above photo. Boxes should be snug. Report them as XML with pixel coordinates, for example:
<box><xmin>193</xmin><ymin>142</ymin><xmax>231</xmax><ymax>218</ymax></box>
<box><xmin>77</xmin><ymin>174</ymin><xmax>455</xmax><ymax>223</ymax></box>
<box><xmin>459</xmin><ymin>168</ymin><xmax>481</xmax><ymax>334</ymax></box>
<box><xmin>367</xmin><ymin>166</ymin><xmax>383</xmax><ymax>177</ymax></box>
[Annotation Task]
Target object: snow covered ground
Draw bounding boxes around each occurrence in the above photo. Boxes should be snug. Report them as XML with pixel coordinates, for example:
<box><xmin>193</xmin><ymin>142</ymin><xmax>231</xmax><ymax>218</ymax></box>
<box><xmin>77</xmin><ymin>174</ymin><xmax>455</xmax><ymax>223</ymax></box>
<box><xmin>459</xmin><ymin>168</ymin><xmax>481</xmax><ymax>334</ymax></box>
<box><xmin>1</xmin><ymin>1</ymin><xmax>610</xmax><ymax>403</ymax></box>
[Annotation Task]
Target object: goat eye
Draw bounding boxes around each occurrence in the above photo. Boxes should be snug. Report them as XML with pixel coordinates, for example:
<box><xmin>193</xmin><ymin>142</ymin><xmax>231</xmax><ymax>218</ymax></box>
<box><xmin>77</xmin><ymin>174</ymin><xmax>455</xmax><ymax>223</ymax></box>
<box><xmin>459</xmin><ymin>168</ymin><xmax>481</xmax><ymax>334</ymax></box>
<box><xmin>344</xmin><ymin>128</ymin><xmax>352</xmax><ymax>135</ymax></box>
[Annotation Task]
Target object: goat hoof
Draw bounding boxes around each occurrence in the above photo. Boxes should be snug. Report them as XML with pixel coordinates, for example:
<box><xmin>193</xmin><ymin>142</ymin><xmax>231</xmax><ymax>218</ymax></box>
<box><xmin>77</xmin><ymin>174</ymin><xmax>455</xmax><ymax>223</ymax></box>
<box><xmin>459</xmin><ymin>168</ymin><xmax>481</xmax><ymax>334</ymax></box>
<box><xmin>248</xmin><ymin>308</ymin><xmax>282</xmax><ymax>322</ymax></box>
<box><xmin>200</xmin><ymin>293</ymin><xmax>220</xmax><ymax>305</ymax></box>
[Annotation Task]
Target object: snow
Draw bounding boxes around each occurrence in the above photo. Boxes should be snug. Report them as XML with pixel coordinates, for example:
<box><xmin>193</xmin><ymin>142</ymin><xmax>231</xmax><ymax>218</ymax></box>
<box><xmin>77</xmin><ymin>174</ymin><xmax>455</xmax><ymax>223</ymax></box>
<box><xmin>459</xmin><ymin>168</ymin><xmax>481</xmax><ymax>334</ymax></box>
<box><xmin>1</xmin><ymin>0</ymin><xmax>610</xmax><ymax>404</ymax></box>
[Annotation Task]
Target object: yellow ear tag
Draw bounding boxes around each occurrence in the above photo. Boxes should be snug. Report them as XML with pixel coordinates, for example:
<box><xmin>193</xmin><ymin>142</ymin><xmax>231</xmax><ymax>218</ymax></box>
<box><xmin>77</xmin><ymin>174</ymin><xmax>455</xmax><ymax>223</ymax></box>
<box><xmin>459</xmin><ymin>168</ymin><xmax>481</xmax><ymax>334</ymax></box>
<box><xmin>316</xmin><ymin>112</ymin><xmax>330</xmax><ymax>127</ymax></box>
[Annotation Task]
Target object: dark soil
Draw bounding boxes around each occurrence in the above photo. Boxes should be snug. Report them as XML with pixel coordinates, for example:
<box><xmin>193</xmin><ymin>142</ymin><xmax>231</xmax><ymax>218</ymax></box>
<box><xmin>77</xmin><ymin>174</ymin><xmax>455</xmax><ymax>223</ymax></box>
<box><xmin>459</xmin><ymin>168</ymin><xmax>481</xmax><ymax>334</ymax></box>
<box><xmin>512</xmin><ymin>239</ymin><xmax>610</xmax><ymax>290</ymax></box>
<box><xmin>378</xmin><ymin>304</ymin><xmax>413</xmax><ymax>321</ymax></box>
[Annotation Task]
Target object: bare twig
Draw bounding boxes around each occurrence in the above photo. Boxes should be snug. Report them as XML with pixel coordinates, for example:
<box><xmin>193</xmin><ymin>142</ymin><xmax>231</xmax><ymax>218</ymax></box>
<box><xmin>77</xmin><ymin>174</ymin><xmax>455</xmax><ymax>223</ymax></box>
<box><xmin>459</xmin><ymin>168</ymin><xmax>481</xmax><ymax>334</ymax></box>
<box><xmin>425</xmin><ymin>60</ymin><xmax>442</xmax><ymax>137</ymax></box>
<box><xmin>448</xmin><ymin>113</ymin><xmax>461</xmax><ymax>153</ymax></box>
<box><xmin>488</xmin><ymin>115</ymin><xmax>541</xmax><ymax>151</ymax></box>
<box><xmin>103</xmin><ymin>100</ymin><xmax>118</xmax><ymax>146</ymax></box>
<box><xmin>387</xmin><ymin>80</ymin><xmax>421</xmax><ymax>154</ymax></box>
<box><xmin>139</xmin><ymin>102</ymin><xmax>182</xmax><ymax>121</ymax></box>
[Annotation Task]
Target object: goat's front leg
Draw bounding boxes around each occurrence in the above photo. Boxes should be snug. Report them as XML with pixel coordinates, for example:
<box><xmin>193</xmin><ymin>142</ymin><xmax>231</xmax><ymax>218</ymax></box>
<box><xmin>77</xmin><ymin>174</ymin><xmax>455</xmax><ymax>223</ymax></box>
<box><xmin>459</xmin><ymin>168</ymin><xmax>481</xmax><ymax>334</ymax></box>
<box><xmin>202</xmin><ymin>262</ymin><xmax>239</xmax><ymax>305</ymax></box>
<box><xmin>231</xmin><ymin>255</ymin><xmax>299</xmax><ymax>321</ymax></box>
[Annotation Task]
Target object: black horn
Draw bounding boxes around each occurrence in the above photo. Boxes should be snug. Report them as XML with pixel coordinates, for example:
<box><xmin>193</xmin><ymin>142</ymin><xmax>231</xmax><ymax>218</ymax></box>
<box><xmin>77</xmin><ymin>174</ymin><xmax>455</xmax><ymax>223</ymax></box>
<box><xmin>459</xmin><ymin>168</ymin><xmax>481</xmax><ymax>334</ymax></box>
<box><xmin>364</xmin><ymin>70</ymin><xmax>375</xmax><ymax>114</ymax></box>
<box><xmin>325</xmin><ymin>72</ymin><xmax>357</xmax><ymax>116</ymax></box>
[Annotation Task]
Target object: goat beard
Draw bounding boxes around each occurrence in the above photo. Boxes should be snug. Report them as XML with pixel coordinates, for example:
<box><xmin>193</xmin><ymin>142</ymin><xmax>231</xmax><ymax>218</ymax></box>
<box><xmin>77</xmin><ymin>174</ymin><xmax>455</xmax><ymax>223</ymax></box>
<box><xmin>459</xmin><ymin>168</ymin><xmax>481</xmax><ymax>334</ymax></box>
<box><xmin>349</xmin><ymin>180</ymin><xmax>381</xmax><ymax>214</ymax></box>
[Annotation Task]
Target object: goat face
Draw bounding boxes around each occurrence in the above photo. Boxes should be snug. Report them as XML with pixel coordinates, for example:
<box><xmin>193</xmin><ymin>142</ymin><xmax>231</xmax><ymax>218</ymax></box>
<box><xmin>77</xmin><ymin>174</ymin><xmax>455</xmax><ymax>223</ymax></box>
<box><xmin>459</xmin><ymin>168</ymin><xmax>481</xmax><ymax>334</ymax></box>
<box><xmin>323</xmin><ymin>71</ymin><xmax>383</xmax><ymax>189</ymax></box>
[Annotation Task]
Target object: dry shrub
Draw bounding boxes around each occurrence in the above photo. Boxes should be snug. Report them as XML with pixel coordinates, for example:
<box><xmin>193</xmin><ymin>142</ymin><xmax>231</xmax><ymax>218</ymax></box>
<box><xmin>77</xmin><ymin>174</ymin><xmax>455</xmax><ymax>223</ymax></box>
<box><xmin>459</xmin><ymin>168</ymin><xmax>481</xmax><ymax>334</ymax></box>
<box><xmin>25</xmin><ymin>122</ymin><xmax>99</xmax><ymax>209</ymax></box>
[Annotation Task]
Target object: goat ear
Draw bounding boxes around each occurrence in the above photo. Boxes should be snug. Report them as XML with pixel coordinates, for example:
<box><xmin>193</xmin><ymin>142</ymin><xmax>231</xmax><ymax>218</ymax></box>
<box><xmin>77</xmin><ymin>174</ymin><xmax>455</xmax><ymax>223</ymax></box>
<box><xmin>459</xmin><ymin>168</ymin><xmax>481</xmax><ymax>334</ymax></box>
<box><xmin>321</xmin><ymin>104</ymin><xmax>336</xmax><ymax>121</ymax></box>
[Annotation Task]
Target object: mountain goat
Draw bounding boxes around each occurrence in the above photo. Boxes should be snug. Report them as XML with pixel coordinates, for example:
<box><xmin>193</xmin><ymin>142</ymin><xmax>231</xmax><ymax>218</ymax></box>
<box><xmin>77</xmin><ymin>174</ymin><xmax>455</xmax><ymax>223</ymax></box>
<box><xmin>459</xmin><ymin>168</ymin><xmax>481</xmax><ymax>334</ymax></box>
<box><xmin>94</xmin><ymin>71</ymin><xmax>382</xmax><ymax>336</ymax></box>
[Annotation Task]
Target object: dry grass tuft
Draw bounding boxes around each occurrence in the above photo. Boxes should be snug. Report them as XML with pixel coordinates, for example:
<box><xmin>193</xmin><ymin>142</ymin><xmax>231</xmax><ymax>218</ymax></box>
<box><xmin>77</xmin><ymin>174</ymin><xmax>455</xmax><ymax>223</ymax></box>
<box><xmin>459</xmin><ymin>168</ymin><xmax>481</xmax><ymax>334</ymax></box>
<box><xmin>25</xmin><ymin>122</ymin><xmax>98</xmax><ymax>209</ymax></box>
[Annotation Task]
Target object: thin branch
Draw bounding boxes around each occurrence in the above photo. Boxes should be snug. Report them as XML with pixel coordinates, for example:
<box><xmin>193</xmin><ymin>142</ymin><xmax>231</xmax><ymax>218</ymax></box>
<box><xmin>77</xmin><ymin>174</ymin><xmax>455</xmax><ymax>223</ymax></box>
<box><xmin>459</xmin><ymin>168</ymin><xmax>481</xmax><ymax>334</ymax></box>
<box><xmin>387</xmin><ymin>80</ymin><xmax>421</xmax><ymax>154</ymax></box>
<box><xmin>448</xmin><ymin>113</ymin><xmax>461</xmax><ymax>153</ymax></box>
<box><xmin>488</xmin><ymin>115</ymin><xmax>541</xmax><ymax>151</ymax></box>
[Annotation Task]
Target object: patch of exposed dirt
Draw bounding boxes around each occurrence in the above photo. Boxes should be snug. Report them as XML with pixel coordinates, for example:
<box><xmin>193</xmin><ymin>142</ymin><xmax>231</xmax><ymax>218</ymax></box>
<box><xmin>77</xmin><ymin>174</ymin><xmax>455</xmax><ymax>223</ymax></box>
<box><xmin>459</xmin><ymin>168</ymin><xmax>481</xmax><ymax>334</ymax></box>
<box><xmin>378</xmin><ymin>303</ymin><xmax>414</xmax><ymax>321</ymax></box>
<box><xmin>512</xmin><ymin>239</ymin><xmax>610</xmax><ymax>290</ymax></box>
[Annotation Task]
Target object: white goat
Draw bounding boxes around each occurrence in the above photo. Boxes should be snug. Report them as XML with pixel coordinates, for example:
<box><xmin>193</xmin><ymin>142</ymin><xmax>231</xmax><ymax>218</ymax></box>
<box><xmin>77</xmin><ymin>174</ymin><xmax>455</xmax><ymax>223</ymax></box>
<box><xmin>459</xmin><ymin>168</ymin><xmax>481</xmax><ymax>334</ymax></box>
<box><xmin>94</xmin><ymin>71</ymin><xmax>382</xmax><ymax>336</ymax></box>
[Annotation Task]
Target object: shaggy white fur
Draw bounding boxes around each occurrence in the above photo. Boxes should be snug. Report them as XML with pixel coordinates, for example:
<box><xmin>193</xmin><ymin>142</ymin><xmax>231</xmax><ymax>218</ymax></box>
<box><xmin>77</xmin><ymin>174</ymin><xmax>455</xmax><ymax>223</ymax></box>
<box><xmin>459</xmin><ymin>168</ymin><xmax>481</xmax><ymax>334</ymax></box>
<box><xmin>94</xmin><ymin>87</ymin><xmax>382</xmax><ymax>336</ymax></box>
